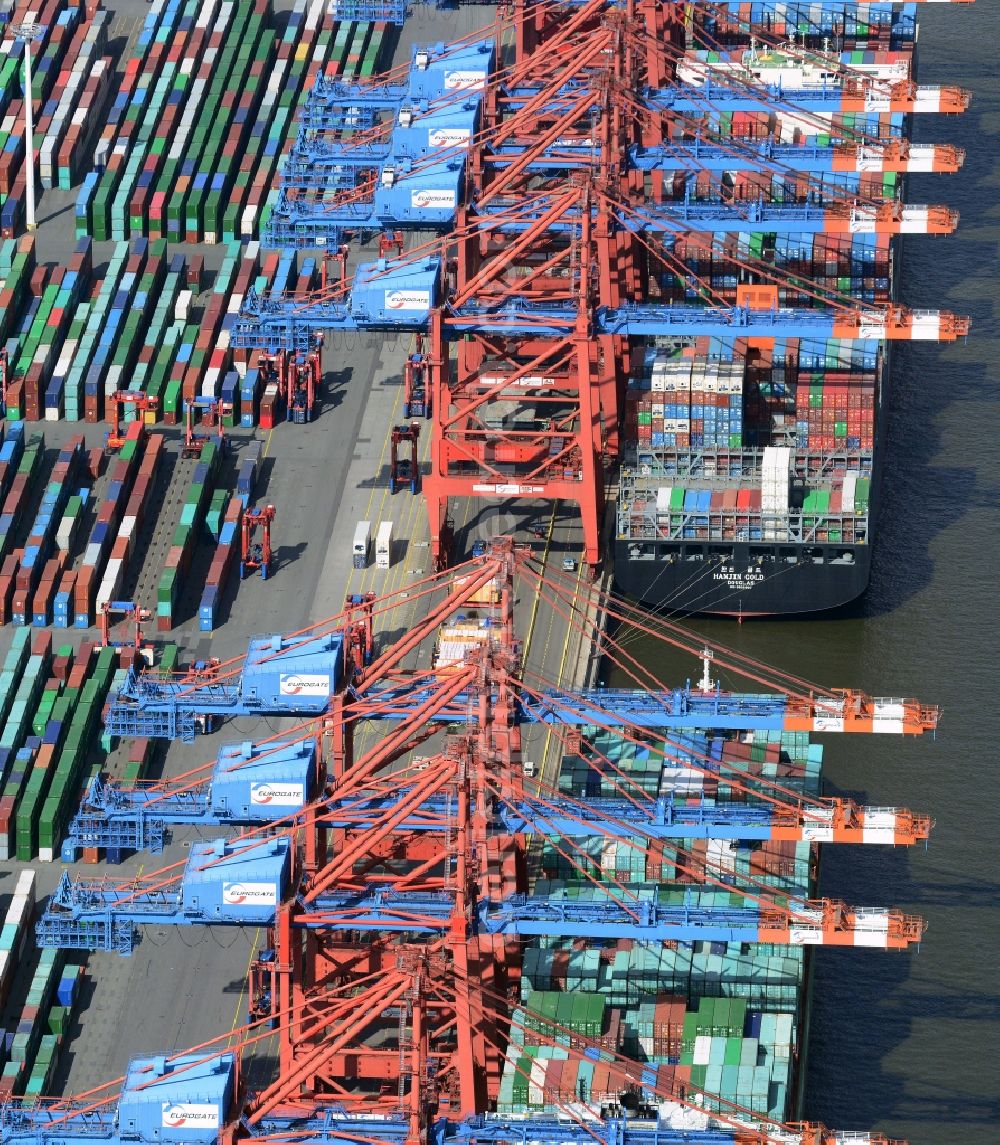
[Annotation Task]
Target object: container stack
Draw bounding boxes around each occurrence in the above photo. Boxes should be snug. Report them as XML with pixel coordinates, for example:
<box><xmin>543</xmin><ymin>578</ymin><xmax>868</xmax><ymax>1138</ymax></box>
<box><xmin>156</xmin><ymin>439</ymin><xmax>221</xmax><ymax>630</ymax></box>
<box><xmin>0</xmin><ymin>420</ymin><xmax>26</xmax><ymax>545</ymax></box>
<box><xmin>0</xmin><ymin>628</ymin><xmax>32</xmax><ymax>747</ymax></box>
<box><xmin>3</xmin><ymin>948</ymin><xmax>64</xmax><ymax>1097</ymax></box>
<box><xmin>6</xmin><ymin>242</ymin><xmax>92</xmax><ymax>421</ymax></box>
<box><xmin>0</xmin><ymin>871</ymin><xmax>34</xmax><ymax>1014</ymax></box>
<box><xmin>12</xmin><ymin>438</ymin><xmax>84</xmax><ymax>627</ymax></box>
<box><xmin>74</xmin><ymin>0</ymin><xmax>344</xmax><ymax>245</ymax></box>
<box><xmin>254</xmin><ymin>15</ymin><xmax>383</xmax><ymax>241</ymax></box>
<box><xmin>0</xmin><ymin>237</ymin><xmax>36</xmax><ymax>345</ymax></box>
<box><xmin>672</xmin><ymin>233</ymin><xmax>891</xmax><ymax>309</ymax></box>
<box><xmin>626</xmin><ymin>352</ymin><xmax>747</xmax><ymax>452</ymax></box>
<box><xmin>630</xmin><ymin>477</ymin><xmax>871</xmax><ymax>545</ymax></box>
<box><xmin>74</xmin><ymin>421</ymin><xmax>147</xmax><ymax>627</ymax></box>
<box><xmin>689</xmin><ymin>360</ymin><xmax>744</xmax><ymax>448</ymax></box>
<box><xmin>760</xmin><ymin>446</ymin><xmax>791</xmax><ymax>542</ymax></box>
<box><xmin>36</xmin><ymin>11</ymin><xmax>113</xmax><ymax>190</ymax></box>
<box><xmin>23</xmin><ymin>644</ymin><xmax>118</xmax><ymax>861</ymax></box>
<box><xmin>795</xmin><ymin>374</ymin><xmax>876</xmax><ymax>452</ymax></box>
<box><xmin>122</xmin><ymin>737</ymin><xmax>155</xmax><ymax>786</ymax></box>
<box><xmin>0</xmin><ymin>433</ymin><xmax>43</xmax><ymax>573</ymax></box>
<box><xmin>82</xmin><ymin>240</ymin><xmax>160</xmax><ymax>422</ymax></box>
<box><xmin>98</xmin><ymin>250</ymin><xmax>169</xmax><ymax>411</ymax></box>
<box><xmin>0</xmin><ymin>3</ymin><xmax>114</xmax><ymax>236</ymax></box>
<box><xmin>1</xmin><ymin>239</ymin><xmax>304</xmax><ymax>425</ymax></box>
<box><xmin>495</xmin><ymin>708</ymin><xmax>827</xmax><ymax>1122</ymax></box>
<box><xmin>198</xmin><ymin>496</ymin><xmax>244</xmax><ymax>632</ymax></box>
<box><xmin>234</xmin><ymin>0</ymin><xmax>339</xmax><ymax>240</ymax></box>
<box><xmin>95</xmin><ymin>433</ymin><xmax>165</xmax><ymax>616</ymax></box>
<box><xmin>237</xmin><ymin>441</ymin><xmax>262</xmax><ymax>502</ymax></box>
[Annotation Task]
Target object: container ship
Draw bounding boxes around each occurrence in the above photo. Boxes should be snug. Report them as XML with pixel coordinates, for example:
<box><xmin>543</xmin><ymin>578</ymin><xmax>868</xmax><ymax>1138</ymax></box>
<box><xmin>612</xmin><ymin>17</ymin><xmax>968</xmax><ymax>616</ymax></box>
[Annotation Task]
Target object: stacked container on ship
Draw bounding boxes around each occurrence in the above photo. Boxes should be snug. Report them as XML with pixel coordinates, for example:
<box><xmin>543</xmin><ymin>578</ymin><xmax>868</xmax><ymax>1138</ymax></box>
<box><xmin>614</xmin><ymin>8</ymin><xmax>966</xmax><ymax>615</ymax></box>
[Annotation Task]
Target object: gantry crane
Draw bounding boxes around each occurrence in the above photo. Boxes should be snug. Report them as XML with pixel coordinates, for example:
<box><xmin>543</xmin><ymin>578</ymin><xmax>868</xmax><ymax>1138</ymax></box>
<box><xmin>403</xmin><ymin>335</ymin><xmax>430</xmax><ymax>418</ymax></box>
<box><xmin>240</xmin><ymin>504</ymin><xmax>276</xmax><ymax>580</ymax></box>
<box><xmin>63</xmin><ymin>738</ymin><xmax>318</xmax><ymax>858</ymax></box>
<box><xmin>31</xmin><ymin>540</ymin><xmax>936</xmax><ymax>1145</ymax></box>
<box><xmin>105</xmin><ymin>390</ymin><xmax>159</xmax><ymax>451</ymax></box>
<box><xmin>231</xmin><ymin>18</ymin><xmax>971</xmax><ymax>572</ymax></box>
<box><xmin>379</xmin><ymin>229</ymin><xmax>404</xmax><ymax>258</ymax></box>
<box><xmin>44</xmin><ymin>543</ymin><xmax>934</xmax><ymax>955</ymax></box>
<box><xmin>256</xmin><ymin>341</ymin><xmax>322</xmax><ymax>424</ymax></box>
<box><xmin>99</xmin><ymin>600</ymin><xmax>153</xmax><ymax>664</ymax></box>
<box><xmin>344</xmin><ymin>591</ymin><xmax>376</xmax><ymax>670</ymax></box>
<box><xmin>288</xmin><ymin>350</ymin><xmax>321</xmax><ymax>423</ymax></box>
<box><xmin>183</xmin><ymin>397</ymin><xmax>228</xmax><ymax>458</ymax></box>
<box><xmin>390</xmin><ymin>421</ymin><xmax>421</xmax><ymax>494</ymax></box>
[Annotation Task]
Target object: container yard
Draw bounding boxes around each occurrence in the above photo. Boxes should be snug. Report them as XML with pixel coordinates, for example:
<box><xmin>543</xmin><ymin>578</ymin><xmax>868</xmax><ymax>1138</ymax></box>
<box><xmin>0</xmin><ymin>0</ymin><xmax>976</xmax><ymax>1143</ymax></box>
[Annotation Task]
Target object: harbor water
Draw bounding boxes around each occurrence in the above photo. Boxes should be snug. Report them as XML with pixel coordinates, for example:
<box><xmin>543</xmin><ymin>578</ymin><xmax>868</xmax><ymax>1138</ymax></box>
<box><xmin>609</xmin><ymin>5</ymin><xmax>1000</xmax><ymax>1141</ymax></box>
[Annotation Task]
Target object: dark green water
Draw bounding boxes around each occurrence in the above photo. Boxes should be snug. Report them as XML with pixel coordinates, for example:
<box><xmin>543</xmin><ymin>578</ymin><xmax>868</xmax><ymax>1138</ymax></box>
<box><xmin>611</xmin><ymin>7</ymin><xmax>999</xmax><ymax>1140</ymax></box>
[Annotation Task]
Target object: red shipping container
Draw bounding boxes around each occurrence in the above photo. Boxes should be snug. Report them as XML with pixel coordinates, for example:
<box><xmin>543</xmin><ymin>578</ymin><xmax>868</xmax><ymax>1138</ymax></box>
<box><xmin>187</xmin><ymin>253</ymin><xmax>204</xmax><ymax>292</ymax></box>
<box><xmin>75</xmin><ymin>564</ymin><xmax>96</xmax><ymax>621</ymax></box>
<box><xmin>0</xmin><ymin>794</ymin><xmax>15</xmax><ymax>850</ymax></box>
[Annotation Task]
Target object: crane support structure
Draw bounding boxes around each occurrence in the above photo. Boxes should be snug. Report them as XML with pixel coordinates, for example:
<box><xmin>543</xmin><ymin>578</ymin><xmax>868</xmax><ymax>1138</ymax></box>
<box><xmin>105</xmin><ymin>391</ymin><xmax>159</xmax><ymax>451</ymax></box>
<box><xmin>17</xmin><ymin>539</ymin><xmax>937</xmax><ymax>1143</ymax></box>
<box><xmin>183</xmin><ymin>397</ymin><xmax>229</xmax><ymax>458</ymax></box>
<box><xmin>230</xmin><ymin>0</ymin><xmax>971</xmax><ymax>571</ymax></box>
<box><xmin>240</xmin><ymin>504</ymin><xmax>276</xmax><ymax>580</ymax></box>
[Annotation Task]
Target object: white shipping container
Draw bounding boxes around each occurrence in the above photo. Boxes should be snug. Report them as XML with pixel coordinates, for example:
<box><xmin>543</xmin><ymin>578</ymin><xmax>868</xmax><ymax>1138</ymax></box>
<box><xmin>120</xmin><ymin>517</ymin><xmax>137</xmax><ymax>561</ymax></box>
<box><xmin>175</xmin><ymin>290</ymin><xmax>193</xmax><ymax>322</ymax></box>
<box><xmin>375</xmin><ymin>521</ymin><xmax>394</xmax><ymax>570</ymax></box>
<box><xmin>96</xmin><ymin>559</ymin><xmax>125</xmax><ymax>612</ymax></box>
<box><xmin>11</xmin><ymin>868</ymin><xmax>33</xmax><ymax>905</ymax></box>
<box><xmin>105</xmin><ymin>365</ymin><xmax>123</xmax><ymax>395</ymax></box>
<box><xmin>352</xmin><ymin>521</ymin><xmax>371</xmax><ymax>568</ymax></box>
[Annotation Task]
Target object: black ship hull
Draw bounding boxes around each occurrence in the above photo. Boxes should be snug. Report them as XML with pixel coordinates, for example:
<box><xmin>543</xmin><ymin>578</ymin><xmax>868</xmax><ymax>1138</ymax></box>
<box><xmin>612</xmin><ymin>338</ymin><xmax>890</xmax><ymax>617</ymax></box>
<box><xmin>612</xmin><ymin>537</ymin><xmax>872</xmax><ymax>616</ymax></box>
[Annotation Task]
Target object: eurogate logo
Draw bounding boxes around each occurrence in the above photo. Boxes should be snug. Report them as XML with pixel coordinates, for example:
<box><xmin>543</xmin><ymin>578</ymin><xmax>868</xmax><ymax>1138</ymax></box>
<box><xmin>250</xmin><ymin>782</ymin><xmax>305</xmax><ymax>807</ymax></box>
<box><xmin>161</xmin><ymin>1103</ymin><xmax>220</xmax><ymax>1130</ymax></box>
<box><xmin>410</xmin><ymin>189</ymin><xmax>457</xmax><ymax>210</ymax></box>
<box><xmin>428</xmin><ymin>128</ymin><xmax>471</xmax><ymax>148</ymax></box>
<box><xmin>222</xmin><ymin>882</ymin><xmax>278</xmax><ymax>906</ymax></box>
<box><xmin>384</xmin><ymin>289</ymin><xmax>431</xmax><ymax>311</ymax></box>
<box><xmin>278</xmin><ymin>673</ymin><xmax>330</xmax><ymax>697</ymax></box>
<box><xmin>443</xmin><ymin>70</ymin><xmax>486</xmax><ymax>90</ymax></box>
